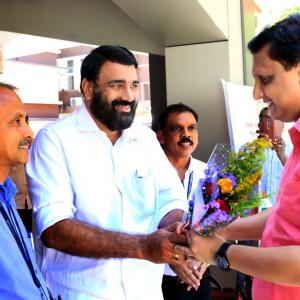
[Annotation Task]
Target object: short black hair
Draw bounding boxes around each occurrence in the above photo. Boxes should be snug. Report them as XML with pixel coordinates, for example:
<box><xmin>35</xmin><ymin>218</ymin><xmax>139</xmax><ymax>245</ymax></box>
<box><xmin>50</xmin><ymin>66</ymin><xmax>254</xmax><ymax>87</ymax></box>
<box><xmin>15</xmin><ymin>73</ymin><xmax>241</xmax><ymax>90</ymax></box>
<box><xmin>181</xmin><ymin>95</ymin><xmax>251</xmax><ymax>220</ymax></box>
<box><xmin>0</xmin><ymin>82</ymin><xmax>17</xmax><ymax>91</ymax></box>
<box><xmin>158</xmin><ymin>103</ymin><xmax>198</xmax><ymax>130</ymax></box>
<box><xmin>248</xmin><ymin>14</ymin><xmax>300</xmax><ymax>70</ymax></box>
<box><xmin>80</xmin><ymin>45</ymin><xmax>138</xmax><ymax>93</ymax></box>
<box><xmin>259</xmin><ymin>107</ymin><xmax>269</xmax><ymax>121</ymax></box>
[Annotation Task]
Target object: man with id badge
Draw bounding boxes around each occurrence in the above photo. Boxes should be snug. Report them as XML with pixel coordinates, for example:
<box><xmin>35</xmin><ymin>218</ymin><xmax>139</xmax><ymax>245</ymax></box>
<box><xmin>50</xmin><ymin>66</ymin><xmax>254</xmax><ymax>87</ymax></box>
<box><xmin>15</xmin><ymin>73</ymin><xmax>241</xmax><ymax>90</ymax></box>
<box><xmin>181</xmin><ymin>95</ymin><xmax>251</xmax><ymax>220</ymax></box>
<box><xmin>0</xmin><ymin>83</ymin><xmax>58</xmax><ymax>299</ymax></box>
<box><xmin>157</xmin><ymin>103</ymin><xmax>211</xmax><ymax>300</ymax></box>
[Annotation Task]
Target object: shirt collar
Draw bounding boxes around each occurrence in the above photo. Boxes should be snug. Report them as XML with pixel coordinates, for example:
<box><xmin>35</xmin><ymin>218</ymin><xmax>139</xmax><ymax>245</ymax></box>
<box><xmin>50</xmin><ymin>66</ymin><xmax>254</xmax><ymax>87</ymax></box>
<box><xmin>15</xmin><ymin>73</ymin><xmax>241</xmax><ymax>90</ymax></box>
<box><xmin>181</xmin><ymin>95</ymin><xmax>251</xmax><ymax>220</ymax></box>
<box><xmin>0</xmin><ymin>177</ymin><xmax>17</xmax><ymax>207</ymax></box>
<box><xmin>119</xmin><ymin>124</ymin><xmax>139</xmax><ymax>142</ymax></box>
<box><xmin>289</xmin><ymin>118</ymin><xmax>300</xmax><ymax>147</ymax></box>
<box><xmin>75</xmin><ymin>104</ymin><xmax>100</xmax><ymax>132</ymax></box>
<box><xmin>75</xmin><ymin>103</ymin><xmax>139</xmax><ymax>142</ymax></box>
<box><xmin>186</xmin><ymin>157</ymin><xmax>195</xmax><ymax>174</ymax></box>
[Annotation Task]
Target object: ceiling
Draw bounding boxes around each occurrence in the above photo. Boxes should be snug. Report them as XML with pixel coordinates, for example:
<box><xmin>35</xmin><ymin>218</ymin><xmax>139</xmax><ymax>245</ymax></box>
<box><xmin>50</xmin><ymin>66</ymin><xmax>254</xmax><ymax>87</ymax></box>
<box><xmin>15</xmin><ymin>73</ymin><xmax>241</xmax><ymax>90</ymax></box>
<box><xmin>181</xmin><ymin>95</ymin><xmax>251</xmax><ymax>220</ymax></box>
<box><xmin>0</xmin><ymin>31</ymin><xmax>83</xmax><ymax>59</ymax></box>
<box><xmin>111</xmin><ymin>0</ymin><xmax>228</xmax><ymax>46</ymax></box>
<box><xmin>0</xmin><ymin>0</ymin><xmax>229</xmax><ymax>59</ymax></box>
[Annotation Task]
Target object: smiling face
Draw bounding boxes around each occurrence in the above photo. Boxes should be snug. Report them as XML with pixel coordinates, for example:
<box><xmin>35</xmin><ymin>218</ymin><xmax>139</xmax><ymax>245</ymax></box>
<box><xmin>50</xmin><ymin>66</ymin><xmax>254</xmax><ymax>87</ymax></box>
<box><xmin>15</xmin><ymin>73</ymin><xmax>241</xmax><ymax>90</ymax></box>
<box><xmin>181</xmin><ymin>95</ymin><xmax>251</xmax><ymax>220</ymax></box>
<box><xmin>252</xmin><ymin>45</ymin><xmax>300</xmax><ymax>122</ymax></box>
<box><xmin>83</xmin><ymin>61</ymin><xmax>140</xmax><ymax>132</ymax></box>
<box><xmin>158</xmin><ymin>111</ymin><xmax>198</xmax><ymax>160</ymax></box>
<box><xmin>0</xmin><ymin>88</ymin><xmax>33</xmax><ymax>182</ymax></box>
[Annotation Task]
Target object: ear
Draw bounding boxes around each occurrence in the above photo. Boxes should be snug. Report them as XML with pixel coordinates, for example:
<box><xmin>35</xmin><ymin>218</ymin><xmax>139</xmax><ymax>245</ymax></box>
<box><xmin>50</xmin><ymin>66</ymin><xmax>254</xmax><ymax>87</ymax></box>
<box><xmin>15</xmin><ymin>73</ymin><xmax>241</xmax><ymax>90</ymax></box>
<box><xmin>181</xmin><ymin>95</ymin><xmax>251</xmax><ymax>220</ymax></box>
<box><xmin>296</xmin><ymin>62</ymin><xmax>300</xmax><ymax>84</ymax></box>
<box><xmin>156</xmin><ymin>130</ymin><xmax>165</xmax><ymax>145</ymax></box>
<box><xmin>81</xmin><ymin>79</ymin><xmax>93</xmax><ymax>101</ymax></box>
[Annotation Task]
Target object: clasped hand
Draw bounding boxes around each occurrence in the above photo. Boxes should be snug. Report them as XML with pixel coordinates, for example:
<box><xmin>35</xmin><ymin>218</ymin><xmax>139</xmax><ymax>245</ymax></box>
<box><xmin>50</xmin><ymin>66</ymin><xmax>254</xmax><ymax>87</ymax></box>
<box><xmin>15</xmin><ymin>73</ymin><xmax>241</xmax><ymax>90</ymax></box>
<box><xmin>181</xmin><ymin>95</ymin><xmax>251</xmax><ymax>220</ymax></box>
<box><xmin>167</xmin><ymin>223</ymin><xmax>211</xmax><ymax>290</ymax></box>
<box><xmin>167</xmin><ymin>222</ymin><xmax>227</xmax><ymax>289</ymax></box>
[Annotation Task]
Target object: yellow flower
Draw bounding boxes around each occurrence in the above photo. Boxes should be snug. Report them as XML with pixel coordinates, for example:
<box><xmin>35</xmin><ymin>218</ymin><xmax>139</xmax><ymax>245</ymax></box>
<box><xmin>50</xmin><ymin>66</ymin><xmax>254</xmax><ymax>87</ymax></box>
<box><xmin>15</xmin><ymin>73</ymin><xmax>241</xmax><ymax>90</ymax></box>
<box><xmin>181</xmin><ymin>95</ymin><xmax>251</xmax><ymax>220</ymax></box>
<box><xmin>218</xmin><ymin>178</ymin><xmax>233</xmax><ymax>194</ymax></box>
<box><xmin>234</xmin><ymin>170</ymin><xmax>262</xmax><ymax>194</ymax></box>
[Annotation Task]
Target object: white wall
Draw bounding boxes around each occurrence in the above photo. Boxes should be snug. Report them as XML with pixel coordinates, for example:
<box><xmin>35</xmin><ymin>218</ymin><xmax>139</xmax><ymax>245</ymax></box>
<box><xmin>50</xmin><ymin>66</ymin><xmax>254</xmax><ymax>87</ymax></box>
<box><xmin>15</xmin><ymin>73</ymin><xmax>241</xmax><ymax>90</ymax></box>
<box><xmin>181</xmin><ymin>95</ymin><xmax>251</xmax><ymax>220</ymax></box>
<box><xmin>0</xmin><ymin>61</ymin><xmax>60</xmax><ymax>104</ymax></box>
<box><xmin>165</xmin><ymin>42</ymin><xmax>230</xmax><ymax>162</ymax></box>
<box><xmin>165</xmin><ymin>0</ymin><xmax>243</xmax><ymax>162</ymax></box>
<box><xmin>228</xmin><ymin>0</ymin><xmax>244</xmax><ymax>84</ymax></box>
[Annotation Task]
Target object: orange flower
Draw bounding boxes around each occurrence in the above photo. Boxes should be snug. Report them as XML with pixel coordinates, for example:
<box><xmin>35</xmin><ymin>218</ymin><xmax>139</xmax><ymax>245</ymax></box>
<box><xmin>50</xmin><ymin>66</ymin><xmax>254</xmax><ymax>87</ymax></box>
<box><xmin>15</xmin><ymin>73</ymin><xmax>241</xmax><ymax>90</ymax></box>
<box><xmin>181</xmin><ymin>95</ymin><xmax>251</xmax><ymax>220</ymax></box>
<box><xmin>218</xmin><ymin>178</ymin><xmax>233</xmax><ymax>194</ymax></box>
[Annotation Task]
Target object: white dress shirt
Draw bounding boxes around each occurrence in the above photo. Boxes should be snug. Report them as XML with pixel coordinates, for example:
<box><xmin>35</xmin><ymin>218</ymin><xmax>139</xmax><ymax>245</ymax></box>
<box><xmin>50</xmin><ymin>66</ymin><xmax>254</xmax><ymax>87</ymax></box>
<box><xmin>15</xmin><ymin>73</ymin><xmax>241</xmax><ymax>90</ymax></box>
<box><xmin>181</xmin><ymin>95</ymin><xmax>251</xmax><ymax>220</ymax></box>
<box><xmin>26</xmin><ymin>104</ymin><xmax>187</xmax><ymax>300</ymax></box>
<box><xmin>183</xmin><ymin>157</ymin><xmax>207</xmax><ymax>202</ymax></box>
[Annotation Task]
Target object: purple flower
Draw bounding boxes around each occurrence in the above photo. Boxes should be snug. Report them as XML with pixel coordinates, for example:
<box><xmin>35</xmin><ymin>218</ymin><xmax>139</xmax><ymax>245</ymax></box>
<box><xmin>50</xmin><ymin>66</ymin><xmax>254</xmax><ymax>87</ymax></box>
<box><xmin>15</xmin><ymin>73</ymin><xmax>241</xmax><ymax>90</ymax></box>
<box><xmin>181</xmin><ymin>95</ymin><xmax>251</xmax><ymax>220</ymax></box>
<box><xmin>200</xmin><ymin>166</ymin><xmax>223</xmax><ymax>202</ymax></box>
<box><xmin>199</xmin><ymin>209</ymin><xmax>232</xmax><ymax>235</ymax></box>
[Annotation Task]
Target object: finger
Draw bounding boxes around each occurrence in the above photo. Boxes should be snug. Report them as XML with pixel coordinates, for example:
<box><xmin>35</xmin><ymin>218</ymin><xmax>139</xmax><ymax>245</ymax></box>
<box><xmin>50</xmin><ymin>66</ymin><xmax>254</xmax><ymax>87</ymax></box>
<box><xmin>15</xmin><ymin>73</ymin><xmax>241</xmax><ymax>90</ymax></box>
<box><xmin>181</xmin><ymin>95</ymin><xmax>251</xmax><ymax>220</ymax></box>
<box><xmin>178</xmin><ymin>268</ymin><xmax>199</xmax><ymax>289</ymax></box>
<box><xmin>259</xmin><ymin>134</ymin><xmax>272</xmax><ymax>142</ymax></box>
<box><xmin>177</xmin><ymin>259</ymin><xmax>201</xmax><ymax>287</ymax></box>
<box><xmin>165</xmin><ymin>222</ymin><xmax>181</xmax><ymax>233</ymax></box>
<box><xmin>195</xmin><ymin>263</ymin><xmax>209</xmax><ymax>279</ymax></box>
<box><xmin>171</xmin><ymin>250</ymin><xmax>187</xmax><ymax>263</ymax></box>
<box><xmin>174</xmin><ymin>245</ymin><xmax>194</xmax><ymax>257</ymax></box>
<box><xmin>177</xmin><ymin>222</ymin><xmax>189</xmax><ymax>234</ymax></box>
<box><xmin>186</xmin><ymin>284</ymin><xmax>198</xmax><ymax>291</ymax></box>
<box><xmin>186</xmin><ymin>285</ymin><xmax>192</xmax><ymax>291</ymax></box>
<box><xmin>190</xmin><ymin>261</ymin><xmax>204</xmax><ymax>280</ymax></box>
<box><xmin>169</xmin><ymin>233</ymin><xmax>187</xmax><ymax>245</ymax></box>
<box><xmin>192</xmin><ymin>259</ymin><xmax>201</xmax><ymax>270</ymax></box>
<box><xmin>184</xmin><ymin>269</ymin><xmax>200</xmax><ymax>289</ymax></box>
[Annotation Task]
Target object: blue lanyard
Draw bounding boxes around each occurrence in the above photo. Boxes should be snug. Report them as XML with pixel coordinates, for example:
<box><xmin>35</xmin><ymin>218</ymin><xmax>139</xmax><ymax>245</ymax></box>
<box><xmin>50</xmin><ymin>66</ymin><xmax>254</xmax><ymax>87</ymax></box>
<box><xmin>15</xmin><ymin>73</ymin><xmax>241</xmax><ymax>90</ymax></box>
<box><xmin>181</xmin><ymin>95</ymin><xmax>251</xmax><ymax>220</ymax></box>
<box><xmin>186</xmin><ymin>171</ymin><xmax>193</xmax><ymax>199</ymax></box>
<box><xmin>0</xmin><ymin>201</ymin><xmax>49</xmax><ymax>300</ymax></box>
<box><xmin>183</xmin><ymin>171</ymin><xmax>194</xmax><ymax>226</ymax></box>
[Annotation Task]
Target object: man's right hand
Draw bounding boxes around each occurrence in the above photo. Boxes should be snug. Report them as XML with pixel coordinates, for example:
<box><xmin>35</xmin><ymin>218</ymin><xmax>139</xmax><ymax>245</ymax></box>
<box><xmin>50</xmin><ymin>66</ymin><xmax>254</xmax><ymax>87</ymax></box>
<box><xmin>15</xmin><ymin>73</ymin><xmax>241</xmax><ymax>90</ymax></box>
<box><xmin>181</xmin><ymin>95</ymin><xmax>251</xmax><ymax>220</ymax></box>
<box><xmin>140</xmin><ymin>224</ymin><xmax>187</xmax><ymax>264</ymax></box>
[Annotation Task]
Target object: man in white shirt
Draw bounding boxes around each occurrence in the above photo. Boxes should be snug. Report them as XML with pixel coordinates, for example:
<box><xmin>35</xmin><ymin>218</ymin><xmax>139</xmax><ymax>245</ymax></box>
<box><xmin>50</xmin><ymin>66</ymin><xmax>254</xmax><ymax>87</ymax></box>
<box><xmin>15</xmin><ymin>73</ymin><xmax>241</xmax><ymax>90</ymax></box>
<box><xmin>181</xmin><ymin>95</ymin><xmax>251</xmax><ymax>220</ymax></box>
<box><xmin>26</xmin><ymin>45</ymin><xmax>190</xmax><ymax>300</ymax></box>
<box><xmin>157</xmin><ymin>103</ymin><xmax>211</xmax><ymax>300</ymax></box>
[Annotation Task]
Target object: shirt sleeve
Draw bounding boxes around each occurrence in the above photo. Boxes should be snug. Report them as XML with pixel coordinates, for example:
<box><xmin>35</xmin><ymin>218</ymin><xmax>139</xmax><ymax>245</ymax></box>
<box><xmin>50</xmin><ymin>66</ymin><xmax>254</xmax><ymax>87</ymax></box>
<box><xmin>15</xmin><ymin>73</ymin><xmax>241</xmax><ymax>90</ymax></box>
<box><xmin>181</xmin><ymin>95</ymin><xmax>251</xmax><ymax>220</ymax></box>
<box><xmin>26</xmin><ymin>128</ymin><xmax>75</xmax><ymax>237</ymax></box>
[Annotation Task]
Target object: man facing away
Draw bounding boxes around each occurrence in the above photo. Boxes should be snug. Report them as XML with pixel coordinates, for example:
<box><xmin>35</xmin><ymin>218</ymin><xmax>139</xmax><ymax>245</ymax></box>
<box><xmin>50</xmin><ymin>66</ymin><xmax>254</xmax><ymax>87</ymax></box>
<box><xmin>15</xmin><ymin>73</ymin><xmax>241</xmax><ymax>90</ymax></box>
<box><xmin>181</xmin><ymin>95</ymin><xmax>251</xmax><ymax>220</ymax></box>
<box><xmin>0</xmin><ymin>83</ymin><xmax>51</xmax><ymax>299</ymax></box>
<box><xmin>26</xmin><ymin>45</ymin><xmax>194</xmax><ymax>300</ymax></box>
<box><xmin>157</xmin><ymin>103</ymin><xmax>211</xmax><ymax>300</ymax></box>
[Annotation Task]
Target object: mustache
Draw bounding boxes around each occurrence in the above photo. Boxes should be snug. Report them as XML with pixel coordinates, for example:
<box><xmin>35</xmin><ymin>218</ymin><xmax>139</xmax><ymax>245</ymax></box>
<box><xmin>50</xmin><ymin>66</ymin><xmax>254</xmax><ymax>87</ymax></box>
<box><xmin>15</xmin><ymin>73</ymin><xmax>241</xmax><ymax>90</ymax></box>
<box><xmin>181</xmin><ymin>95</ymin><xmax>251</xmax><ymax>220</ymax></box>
<box><xmin>18</xmin><ymin>138</ymin><xmax>33</xmax><ymax>147</ymax></box>
<box><xmin>178</xmin><ymin>137</ymin><xmax>193</xmax><ymax>145</ymax></box>
<box><xmin>111</xmin><ymin>99</ymin><xmax>134</xmax><ymax>108</ymax></box>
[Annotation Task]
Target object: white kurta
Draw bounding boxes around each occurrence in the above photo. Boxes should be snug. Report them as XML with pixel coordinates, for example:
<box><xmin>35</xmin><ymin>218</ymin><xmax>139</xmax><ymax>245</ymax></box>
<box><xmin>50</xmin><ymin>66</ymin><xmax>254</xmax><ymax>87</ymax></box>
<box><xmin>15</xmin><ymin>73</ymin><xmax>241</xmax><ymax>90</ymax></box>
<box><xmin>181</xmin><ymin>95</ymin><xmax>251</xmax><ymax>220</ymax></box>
<box><xmin>27</xmin><ymin>104</ymin><xmax>187</xmax><ymax>300</ymax></box>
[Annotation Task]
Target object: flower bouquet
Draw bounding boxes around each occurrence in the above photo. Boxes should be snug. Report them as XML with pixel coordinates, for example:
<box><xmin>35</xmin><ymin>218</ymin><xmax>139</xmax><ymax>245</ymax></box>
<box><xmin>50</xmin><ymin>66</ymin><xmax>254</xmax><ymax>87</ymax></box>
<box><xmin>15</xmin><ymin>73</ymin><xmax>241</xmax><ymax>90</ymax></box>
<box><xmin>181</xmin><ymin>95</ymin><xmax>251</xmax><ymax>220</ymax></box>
<box><xmin>190</xmin><ymin>138</ymin><xmax>272</xmax><ymax>236</ymax></box>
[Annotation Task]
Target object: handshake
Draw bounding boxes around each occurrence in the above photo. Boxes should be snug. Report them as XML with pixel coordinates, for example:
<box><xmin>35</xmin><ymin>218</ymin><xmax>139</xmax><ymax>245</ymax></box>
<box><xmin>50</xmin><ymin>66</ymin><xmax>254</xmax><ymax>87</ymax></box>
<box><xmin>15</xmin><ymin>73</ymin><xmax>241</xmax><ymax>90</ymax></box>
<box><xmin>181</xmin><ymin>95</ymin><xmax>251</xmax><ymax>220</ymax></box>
<box><xmin>143</xmin><ymin>222</ymin><xmax>228</xmax><ymax>291</ymax></box>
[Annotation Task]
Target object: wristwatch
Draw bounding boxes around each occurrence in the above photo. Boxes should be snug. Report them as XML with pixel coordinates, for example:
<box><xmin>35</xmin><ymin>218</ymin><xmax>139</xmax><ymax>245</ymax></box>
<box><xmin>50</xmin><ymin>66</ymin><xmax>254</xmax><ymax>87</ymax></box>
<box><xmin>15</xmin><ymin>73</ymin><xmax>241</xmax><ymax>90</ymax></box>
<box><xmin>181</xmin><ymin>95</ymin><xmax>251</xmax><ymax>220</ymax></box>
<box><xmin>215</xmin><ymin>241</ymin><xmax>233</xmax><ymax>271</ymax></box>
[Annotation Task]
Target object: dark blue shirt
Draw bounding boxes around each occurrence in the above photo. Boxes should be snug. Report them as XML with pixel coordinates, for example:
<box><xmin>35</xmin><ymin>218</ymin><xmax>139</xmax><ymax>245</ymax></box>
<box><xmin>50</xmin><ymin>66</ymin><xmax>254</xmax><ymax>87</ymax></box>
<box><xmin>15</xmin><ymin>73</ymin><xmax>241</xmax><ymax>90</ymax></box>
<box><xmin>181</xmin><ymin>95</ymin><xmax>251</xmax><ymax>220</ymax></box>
<box><xmin>0</xmin><ymin>177</ymin><xmax>50</xmax><ymax>299</ymax></box>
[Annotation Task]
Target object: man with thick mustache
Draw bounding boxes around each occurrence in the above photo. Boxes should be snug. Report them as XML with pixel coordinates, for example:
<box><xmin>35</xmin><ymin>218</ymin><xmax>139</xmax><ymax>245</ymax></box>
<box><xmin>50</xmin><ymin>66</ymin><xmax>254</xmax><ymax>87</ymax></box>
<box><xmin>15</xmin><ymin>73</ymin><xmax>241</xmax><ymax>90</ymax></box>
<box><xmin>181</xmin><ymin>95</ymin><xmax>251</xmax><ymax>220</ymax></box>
<box><xmin>0</xmin><ymin>83</ymin><xmax>51</xmax><ymax>299</ymax></box>
<box><xmin>157</xmin><ymin>103</ymin><xmax>211</xmax><ymax>300</ymax></box>
<box><xmin>26</xmin><ymin>45</ymin><xmax>189</xmax><ymax>300</ymax></box>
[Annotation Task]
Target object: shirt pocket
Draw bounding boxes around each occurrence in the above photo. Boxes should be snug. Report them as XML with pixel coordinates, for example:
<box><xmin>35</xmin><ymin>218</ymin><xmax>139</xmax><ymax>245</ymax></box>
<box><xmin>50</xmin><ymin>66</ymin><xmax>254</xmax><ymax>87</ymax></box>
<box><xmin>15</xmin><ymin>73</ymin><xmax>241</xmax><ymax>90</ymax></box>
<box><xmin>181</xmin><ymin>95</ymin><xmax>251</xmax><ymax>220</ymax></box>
<box><xmin>277</xmin><ymin>178</ymin><xmax>300</xmax><ymax>222</ymax></box>
<box><xmin>134</xmin><ymin>168</ymin><xmax>156</xmax><ymax>214</ymax></box>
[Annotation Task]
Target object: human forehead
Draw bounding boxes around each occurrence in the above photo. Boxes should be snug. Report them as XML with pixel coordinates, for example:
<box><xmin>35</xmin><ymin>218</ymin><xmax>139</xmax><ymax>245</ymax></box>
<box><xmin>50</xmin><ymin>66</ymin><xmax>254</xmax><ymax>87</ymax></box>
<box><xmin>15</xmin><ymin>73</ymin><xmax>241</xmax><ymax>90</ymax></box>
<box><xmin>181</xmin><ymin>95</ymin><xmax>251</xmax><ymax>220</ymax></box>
<box><xmin>97</xmin><ymin>61</ymin><xmax>138</xmax><ymax>83</ymax></box>
<box><xmin>166</xmin><ymin>111</ymin><xmax>197</xmax><ymax>125</ymax></box>
<box><xmin>252</xmin><ymin>46</ymin><xmax>281</xmax><ymax>76</ymax></box>
<box><xmin>0</xmin><ymin>88</ymin><xmax>25</xmax><ymax>119</ymax></box>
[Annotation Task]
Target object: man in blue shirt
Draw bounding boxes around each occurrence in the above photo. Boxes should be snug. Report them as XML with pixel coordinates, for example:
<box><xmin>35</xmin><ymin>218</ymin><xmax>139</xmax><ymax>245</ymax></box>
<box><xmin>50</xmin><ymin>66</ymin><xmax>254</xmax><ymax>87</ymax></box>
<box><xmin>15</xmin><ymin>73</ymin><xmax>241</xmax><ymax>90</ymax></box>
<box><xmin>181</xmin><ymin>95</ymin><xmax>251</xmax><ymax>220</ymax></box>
<box><xmin>0</xmin><ymin>82</ymin><xmax>51</xmax><ymax>299</ymax></box>
<box><xmin>258</xmin><ymin>107</ymin><xmax>292</xmax><ymax>207</ymax></box>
